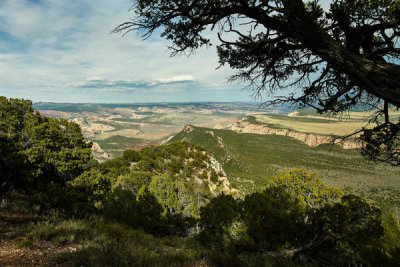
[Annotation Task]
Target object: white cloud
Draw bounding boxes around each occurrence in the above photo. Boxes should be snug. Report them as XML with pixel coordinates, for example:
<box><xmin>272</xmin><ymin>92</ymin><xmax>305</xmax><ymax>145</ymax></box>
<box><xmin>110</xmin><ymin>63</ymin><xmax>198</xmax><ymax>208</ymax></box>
<box><xmin>64</xmin><ymin>76</ymin><xmax>198</xmax><ymax>92</ymax></box>
<box><xmin>157</xmin><ymin>75</ymin><xmax>194</xmax><ymax>83</ymax></box>
<box><xmin>0</xmin><ymin>0</ymin><xmax>250</xmax><ymax>102</ymax></box>
<box><xmin>86</xmin><ymin>77</ymin><xmax>105</xmax><ymax>82</ymax></box>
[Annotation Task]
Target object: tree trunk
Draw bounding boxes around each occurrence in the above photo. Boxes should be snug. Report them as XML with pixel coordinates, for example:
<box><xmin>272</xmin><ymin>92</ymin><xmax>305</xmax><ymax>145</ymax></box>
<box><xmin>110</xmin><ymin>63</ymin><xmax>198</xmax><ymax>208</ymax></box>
<box><xmin>282</xmin><ymin>0</ymin><xmax>400</xmax><ymax>107</ymax></box>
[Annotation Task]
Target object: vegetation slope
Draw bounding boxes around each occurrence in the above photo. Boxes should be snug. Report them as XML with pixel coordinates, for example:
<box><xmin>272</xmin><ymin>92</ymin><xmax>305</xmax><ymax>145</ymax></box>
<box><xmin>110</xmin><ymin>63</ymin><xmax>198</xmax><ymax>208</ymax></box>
<box><xmin>1</xmin><ymin>97</ymin><xmax>400</xmax><ymax>266</ymax></box>
<box><xmin>169</xmin><ymin>125</ymin><xmax>400</xmax><ymax>206</ymax></box>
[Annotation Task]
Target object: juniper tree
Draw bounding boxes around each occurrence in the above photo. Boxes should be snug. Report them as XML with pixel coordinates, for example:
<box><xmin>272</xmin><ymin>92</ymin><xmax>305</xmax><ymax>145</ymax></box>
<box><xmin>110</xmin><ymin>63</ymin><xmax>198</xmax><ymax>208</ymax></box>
<box><xmin>0</xmin><ymin>97</ymin><xmax>93</xmax><ymax>212</ymax></box>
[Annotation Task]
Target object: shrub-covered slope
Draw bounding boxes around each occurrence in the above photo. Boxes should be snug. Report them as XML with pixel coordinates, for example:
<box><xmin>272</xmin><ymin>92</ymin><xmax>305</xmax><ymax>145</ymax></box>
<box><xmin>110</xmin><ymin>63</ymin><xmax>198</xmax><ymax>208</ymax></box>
<box><xmin>74</xmin><ymin>140</ymin><xmax>232</xmax><ymax>220</ymax></box>
<box><xmin>169</xmin><ymin>125</ymin><xmax>400</xmax><ymax>205</ymax></box>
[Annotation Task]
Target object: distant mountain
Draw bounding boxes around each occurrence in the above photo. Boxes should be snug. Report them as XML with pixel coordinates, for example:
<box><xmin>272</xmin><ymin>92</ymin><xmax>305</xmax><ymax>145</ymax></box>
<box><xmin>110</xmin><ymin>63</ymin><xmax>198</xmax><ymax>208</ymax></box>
<box><xmin>32</xmin><ymin>101</ymin><xmax>296</xmax><ymax>114</ymax></box>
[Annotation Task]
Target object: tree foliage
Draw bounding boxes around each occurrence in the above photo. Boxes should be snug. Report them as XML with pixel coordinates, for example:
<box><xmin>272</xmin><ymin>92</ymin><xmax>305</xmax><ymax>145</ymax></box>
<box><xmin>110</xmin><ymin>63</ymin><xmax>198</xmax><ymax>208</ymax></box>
<box><xmin>115</xmin><ymin>0</ymin><xmax>400</xmax><ymax>165</ymax></box>
<box><xmin>149</xmin><ymin>173</ymin><xmax>184</xmax><ymax>216</ymax></box>
<box><xmin>267</xmin><ymin>169</ymin><xmax>343</xmax><ymax>208</ymax></box>
<box><xmin>0</xmin><ymin>97</ymin><xmax>93</xmax><ymax>212</ymax></box>
<box><xmin>102</xmin><ymin>186</ymin><xmax>165</xmax><ymax>234</ymax></box>
<box><xmin>198</xmin><ymin>169</ymin><xmax>390</xmax><ymax>265</ymax></box>
<box><xmin>73</xmin><ymin>141</ymin><xmax>219</xmax><ymax>224</ymax></box>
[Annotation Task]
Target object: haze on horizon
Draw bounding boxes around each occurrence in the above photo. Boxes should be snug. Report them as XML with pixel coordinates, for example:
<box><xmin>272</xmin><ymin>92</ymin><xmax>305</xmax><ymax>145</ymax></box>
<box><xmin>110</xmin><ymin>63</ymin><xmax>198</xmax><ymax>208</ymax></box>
<box><xmin>0</xmin><ymin>0</ymin><xmax>332</xmax><ymax>103</ymax></box>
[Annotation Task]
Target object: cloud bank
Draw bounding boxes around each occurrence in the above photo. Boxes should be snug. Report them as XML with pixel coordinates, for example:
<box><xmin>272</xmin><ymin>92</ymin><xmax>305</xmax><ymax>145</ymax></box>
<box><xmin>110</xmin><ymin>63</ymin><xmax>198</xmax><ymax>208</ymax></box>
<box><xmin>0</xmin><ymin>0</ymin><xmax>332</xmax><ymax>103</ymax></box>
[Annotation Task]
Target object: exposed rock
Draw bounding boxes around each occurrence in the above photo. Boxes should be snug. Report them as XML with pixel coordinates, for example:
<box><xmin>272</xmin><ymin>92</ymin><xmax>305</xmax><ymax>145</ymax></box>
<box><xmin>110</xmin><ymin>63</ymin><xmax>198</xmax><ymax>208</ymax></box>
<box><xmin>184</xmin><ymin>125</ymin><xmax>195</xmax><ymax>133</ymax></box>
<box><xmin>229</xmin><ymin>120</ymin><xmax>360</xmax><ymax>149</ymax></box>
<box><xmin>206</xmin><ymin>156</ymin><xmax>238</xmax><ymax>195</ymax></box>
<box><xmin>73</xmin><ymin>120</ymin><xmax>114</xmax><ymax>137</ymax></box>
<box><xmin>91</xmin><ymin>142</ymin><xmax>110</xmax><ymax>161</ymax></box>
<box><xmin>206</xmin><ymin>130</ymin><xmax>215</xmax><ymax>137</ymax></box>
<box><xmin>213</xmin><ymin>123</ymin><xmax>223</xmax><ymax>129</ymax></box>
<box><xmin>216</xmin><ymin>136</ymin><xmax>225</xmax><ymax>149</ymax></box>
<box><xmin>161</xmin><ymin>135</ymin><xmax>175</xmax><ymax>145</ymax></box>
<box><xmin>209</xmin><ymin>156</ymin><xmax>225</xmax><ymax>176</ymax></box>
<box><xmin>288</xmin><ymin>111</ymin><xmax>344</xmax><ymax>121</ymax></box>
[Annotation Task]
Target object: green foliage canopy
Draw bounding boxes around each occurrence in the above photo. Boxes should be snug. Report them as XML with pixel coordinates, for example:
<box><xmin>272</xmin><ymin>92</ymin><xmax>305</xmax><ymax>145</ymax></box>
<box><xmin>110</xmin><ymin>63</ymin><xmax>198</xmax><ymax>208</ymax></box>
<box><xmin>198</xmin><ymin>169</ymin><xmax>386</xmax><ymax>265</ymax></box>
<box><xmin>0</xmin><ymin>97</ymin><xmax>93</xmax><ymax>212</ymax></box>
<box><xmin>267</xmin><ymin>169</ymin><xmax>343</xmax><ymax>208</ymax></box>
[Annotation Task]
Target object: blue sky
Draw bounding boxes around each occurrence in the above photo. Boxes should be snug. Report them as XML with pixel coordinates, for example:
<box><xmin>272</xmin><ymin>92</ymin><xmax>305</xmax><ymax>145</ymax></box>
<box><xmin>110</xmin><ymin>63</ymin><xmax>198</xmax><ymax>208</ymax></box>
<box><xmin>0</xmin><ymin>0</ymin><xmax>331</xmax><ymax>103</ymax></box>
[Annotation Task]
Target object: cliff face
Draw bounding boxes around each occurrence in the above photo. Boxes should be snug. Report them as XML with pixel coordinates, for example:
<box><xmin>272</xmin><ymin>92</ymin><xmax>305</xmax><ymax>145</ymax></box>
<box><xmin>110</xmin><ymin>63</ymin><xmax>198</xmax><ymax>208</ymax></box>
<box><xmin>228</xmin><ymin>121</ymin><xmax>360</xmax><ymax>149</ymax></box>
<box><xmin>91</xmin><ymin>142</ymin><xmax>110</xmax><ymax>161</ymax></box>
<box><xmin>207</xmin><ymin>156</ymin><xmax>238</xmax><ymax>195</ymax></box>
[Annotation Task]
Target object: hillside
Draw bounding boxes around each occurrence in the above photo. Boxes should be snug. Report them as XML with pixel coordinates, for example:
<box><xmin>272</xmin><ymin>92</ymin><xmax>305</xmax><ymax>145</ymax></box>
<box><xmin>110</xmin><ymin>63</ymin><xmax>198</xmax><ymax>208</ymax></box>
<box><xmin>169</xmin><ymin>125</ymin><xmax>400</xmax><ymax>205</ymax></box>
<box><xmin>3</xmin><ymin>98</ymin><xmax>400</xmax><ymax>266</ymax></box>
<box><xmin>228</xmin><ymin>117</ymin><xmax>360</xmax><ymax>148</ymax></box>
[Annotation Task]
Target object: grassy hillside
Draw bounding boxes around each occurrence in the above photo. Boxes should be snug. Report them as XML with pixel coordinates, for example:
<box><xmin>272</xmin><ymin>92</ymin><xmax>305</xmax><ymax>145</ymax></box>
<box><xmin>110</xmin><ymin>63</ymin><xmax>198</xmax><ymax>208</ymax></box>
<box><xmin>1</xmin><ymin>209</ymin><xmax>305</xmax><ymax>267</ymax></box>
<box><xmin>93</xmin><ymin>136</ymin><xmax>146</xmax><ymax>157</ymax></box>
<box><xmin>169</xmin><ymin>125</ymin><xmax>400</xmax><ymax>205</ymax></box>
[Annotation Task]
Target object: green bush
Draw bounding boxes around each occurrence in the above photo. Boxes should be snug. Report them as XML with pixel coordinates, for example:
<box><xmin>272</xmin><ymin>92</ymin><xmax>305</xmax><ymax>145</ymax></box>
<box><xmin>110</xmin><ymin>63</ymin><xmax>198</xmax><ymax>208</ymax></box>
<box><xmin>210</xmin><ymin>169</ymin><xmax>219</xmax><ymax>184</ymax></box>
<box><xmin>122</xmin><ymin>149</ymin><xmax>141</xmax><ymax>162</ymax></box>
<box><xmin>0</xmin><ymin>97</ymin><xmax>93</xmax><ymax>214</ymax></box>
<box><xmin>198</xmin><ymin>194</ymin><xmax>242</xmax><ymax>251</ymax></box>
<box><xmin>102</xmin><ymin>187</ymin><xmax>165</xmax><ymax>234</ymax></box>
<box><xmin>114</xmin><ymin>171</ymin><xmax>152</xmax><ymax>192</ymax></box>
<box><xmin>198</xmin><ymin>169</ymin><xmax>389</xmax><ymax>266</ymax></box>
<box><xmin>267</xmin><ymin>169</ymin><xmax>343</xmax><ymax>208</ymax></box>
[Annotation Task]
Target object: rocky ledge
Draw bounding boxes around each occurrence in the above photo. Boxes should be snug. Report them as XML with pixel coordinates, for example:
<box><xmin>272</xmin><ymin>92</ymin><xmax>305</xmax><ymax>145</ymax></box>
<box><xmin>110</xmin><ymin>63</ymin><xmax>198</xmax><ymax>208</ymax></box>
<box><xmin>228</xmin><ymin>121</ymin><xmax>360</xmax><ymax>149</ymax></box>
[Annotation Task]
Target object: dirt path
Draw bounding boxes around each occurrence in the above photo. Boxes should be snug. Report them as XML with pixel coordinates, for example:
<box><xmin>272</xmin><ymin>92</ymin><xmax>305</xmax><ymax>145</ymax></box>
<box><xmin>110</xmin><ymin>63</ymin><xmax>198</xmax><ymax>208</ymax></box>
<box><xmin>0</xmin><ymin>210</ymin><xmax>70</xmax><ymax>267</ymax></box>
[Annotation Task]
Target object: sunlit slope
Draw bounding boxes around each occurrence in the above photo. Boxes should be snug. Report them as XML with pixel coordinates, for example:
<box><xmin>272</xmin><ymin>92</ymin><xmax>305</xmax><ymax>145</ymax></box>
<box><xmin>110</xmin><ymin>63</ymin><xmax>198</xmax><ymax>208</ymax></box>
<box><xmin>249</xmin><ymin>109</ymin><xmax>400</xmax><ymax>136</ymax></box>
<box><xmin>169</xmin><ymin>125</ymin><xmax>400</xmax><ymax>205</ymax></box>
<box><xmin>295</xmin><ymin>109</ymin><xmax>400</xmax><ymax>121</ymax></box>
<box><xmin>251</xmin><ymin>114</ymin><xmax>365</xmax><ymax>136</ymax></box>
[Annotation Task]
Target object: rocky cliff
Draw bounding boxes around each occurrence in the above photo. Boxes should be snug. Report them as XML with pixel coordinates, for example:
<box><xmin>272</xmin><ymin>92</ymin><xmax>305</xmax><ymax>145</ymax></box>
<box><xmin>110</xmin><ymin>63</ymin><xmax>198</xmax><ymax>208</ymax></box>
<box><xmin>91</xmin><ymin>142</ymin><xmax>110</xmax><ymax>161</ymax></box>
<box><xmin>228</xmin><ymin>120</ymin><xmax>360</xmax><ymax>149</ymax></box>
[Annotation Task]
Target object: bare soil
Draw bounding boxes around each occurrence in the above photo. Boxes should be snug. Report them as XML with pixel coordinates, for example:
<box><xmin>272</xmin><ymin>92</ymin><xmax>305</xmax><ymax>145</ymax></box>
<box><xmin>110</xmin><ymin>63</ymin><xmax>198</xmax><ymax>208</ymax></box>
<box><xmin>0</xmin><ymin>210</ymin><xmax>71</xmax><ymax>267</ymax></box>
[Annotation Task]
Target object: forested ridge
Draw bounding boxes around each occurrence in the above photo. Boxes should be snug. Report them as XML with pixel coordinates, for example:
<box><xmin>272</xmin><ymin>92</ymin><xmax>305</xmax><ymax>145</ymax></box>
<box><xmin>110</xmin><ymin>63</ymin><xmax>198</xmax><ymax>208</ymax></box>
<box><xmin>1</xmin><ymin>96</ymin><xmax>400</xmax><ymax>266</ymax></box>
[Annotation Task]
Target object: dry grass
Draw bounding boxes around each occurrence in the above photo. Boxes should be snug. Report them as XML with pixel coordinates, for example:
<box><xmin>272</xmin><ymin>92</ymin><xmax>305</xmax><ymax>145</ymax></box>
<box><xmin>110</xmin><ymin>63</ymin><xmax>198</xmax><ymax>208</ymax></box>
<box><xmin>254</xmin><ymin>114</ymin><xmax>367</xmax><ymax>136</ymax></box>
<box><xmin>296</xmin><ymin>109</ymin><xmax>400</xmax><ymax>122</ymax></box>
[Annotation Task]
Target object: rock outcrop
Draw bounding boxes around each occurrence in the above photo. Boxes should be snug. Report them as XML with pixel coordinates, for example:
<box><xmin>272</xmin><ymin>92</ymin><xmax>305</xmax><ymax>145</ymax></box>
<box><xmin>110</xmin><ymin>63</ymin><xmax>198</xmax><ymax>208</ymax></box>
<box><xmin>92</xmin><ymin>142</ymin><xmax>110</xmax><ymax>161</ymax></box>
<box><xmin>183</xmin><ymin>124</ymin><xmax>195</xmax><ymax>133</ymax></box>
<box><xmin>228</xmin><ymin>120</ymin><xmax>360</xmax><ymax>149</ymax></box>
<box><xmin>206</xmin><ymin>156</ymin><xmax>237</xmax><ymax>195</ymax></box>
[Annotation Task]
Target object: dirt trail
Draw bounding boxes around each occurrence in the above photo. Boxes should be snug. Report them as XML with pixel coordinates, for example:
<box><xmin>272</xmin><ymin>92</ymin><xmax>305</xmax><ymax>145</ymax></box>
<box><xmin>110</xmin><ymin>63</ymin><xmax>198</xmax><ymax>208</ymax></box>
<box><xmin>0</xmin><ymin>210</ymin><xmax>70</xmax><ymax>267</ymax></box>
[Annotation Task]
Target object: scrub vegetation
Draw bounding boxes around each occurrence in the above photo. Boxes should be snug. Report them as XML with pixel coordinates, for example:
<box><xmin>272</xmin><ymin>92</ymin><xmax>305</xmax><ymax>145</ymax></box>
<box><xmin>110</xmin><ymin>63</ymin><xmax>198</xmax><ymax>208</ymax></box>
<box><xmin>170</xmin><ymin>125</ymin><xmax>400</xmax><ymax>206</ymax></box>
<box><xmin>2</xmin><ymin>97</ymin><xmax>400</xmax><ymax>266</ymax></box>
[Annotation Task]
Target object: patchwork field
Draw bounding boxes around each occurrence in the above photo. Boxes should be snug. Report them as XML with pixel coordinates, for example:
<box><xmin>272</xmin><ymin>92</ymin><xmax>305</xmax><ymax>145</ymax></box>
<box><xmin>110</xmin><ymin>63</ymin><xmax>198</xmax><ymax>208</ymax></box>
<box><xmin>33</xmin><ymin>102</ymin><xmax>291</xmax><ymax>159</ymax></box>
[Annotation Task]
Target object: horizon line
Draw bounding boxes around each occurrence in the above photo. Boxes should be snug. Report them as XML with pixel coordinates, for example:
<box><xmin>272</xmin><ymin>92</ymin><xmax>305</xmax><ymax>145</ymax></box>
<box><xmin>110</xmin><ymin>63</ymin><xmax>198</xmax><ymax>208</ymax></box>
<box><xmin>32</xmin><ymin>100</ymin><xmax>266</xmax><ymax>105</ymax></box>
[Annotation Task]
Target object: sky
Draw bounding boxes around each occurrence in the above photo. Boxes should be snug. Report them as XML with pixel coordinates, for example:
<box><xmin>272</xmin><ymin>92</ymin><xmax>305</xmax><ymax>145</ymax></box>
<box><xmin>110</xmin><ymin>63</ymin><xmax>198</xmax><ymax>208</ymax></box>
<box><xmin>0</xmin><ymin>0</ymin><xmax>331</xmax><ymax>103</ymax></box>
